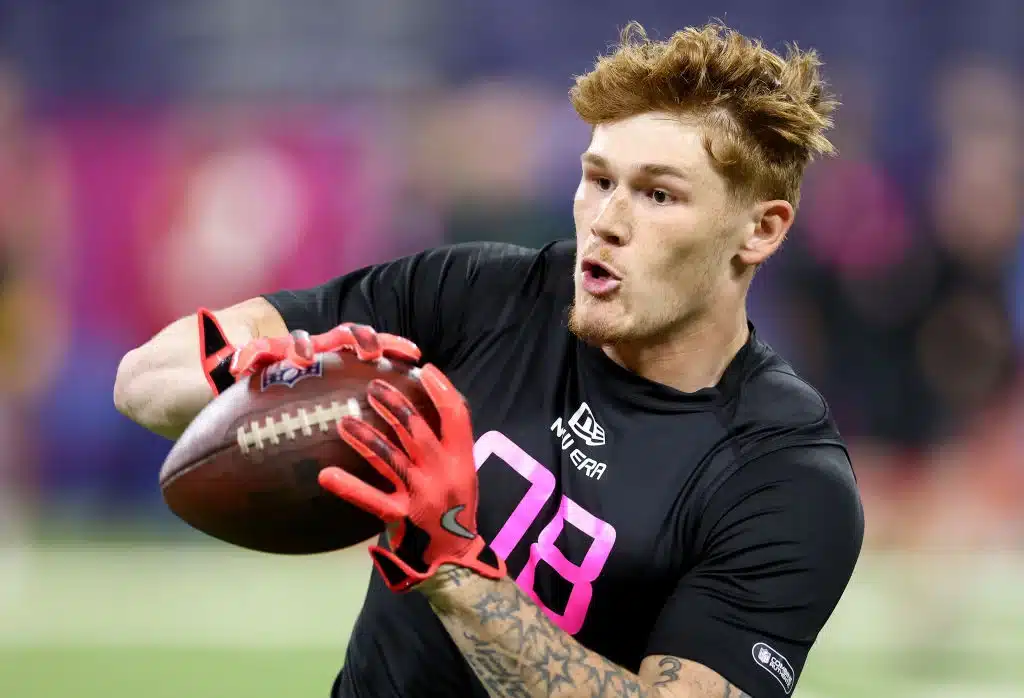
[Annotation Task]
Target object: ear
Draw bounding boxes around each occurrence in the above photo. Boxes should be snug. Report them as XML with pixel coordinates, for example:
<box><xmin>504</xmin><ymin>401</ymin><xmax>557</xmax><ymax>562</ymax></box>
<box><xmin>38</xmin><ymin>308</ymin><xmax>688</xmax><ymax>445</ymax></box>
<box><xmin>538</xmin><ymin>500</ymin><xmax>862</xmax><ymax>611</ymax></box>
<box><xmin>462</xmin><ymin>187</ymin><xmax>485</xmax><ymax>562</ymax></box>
<box><xmin>737</xmin><ymin>200</ymin><xmax>794</xmax><ymax>265</ymax></box>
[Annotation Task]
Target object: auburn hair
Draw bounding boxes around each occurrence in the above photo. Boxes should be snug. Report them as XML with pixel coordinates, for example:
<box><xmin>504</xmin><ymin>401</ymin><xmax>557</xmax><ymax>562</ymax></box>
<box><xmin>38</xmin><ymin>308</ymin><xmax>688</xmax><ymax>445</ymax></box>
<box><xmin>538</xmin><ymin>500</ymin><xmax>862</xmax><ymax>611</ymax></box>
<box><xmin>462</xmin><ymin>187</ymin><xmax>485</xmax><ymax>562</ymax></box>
<box><xmin>570</xmin><ymin>21</ymin><xmax>838</xmax><ymax>207</ymax></box>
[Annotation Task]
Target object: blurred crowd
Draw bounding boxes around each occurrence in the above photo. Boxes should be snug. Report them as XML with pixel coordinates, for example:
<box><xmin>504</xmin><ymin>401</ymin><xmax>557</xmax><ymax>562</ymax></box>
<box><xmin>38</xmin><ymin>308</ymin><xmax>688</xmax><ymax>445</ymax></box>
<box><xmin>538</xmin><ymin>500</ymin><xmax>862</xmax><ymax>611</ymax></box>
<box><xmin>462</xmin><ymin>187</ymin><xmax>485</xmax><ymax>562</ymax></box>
<box><xmin>0</xmin><ymin>0</ymin><xmax>1020</xmax><ymax>550</ymax></box>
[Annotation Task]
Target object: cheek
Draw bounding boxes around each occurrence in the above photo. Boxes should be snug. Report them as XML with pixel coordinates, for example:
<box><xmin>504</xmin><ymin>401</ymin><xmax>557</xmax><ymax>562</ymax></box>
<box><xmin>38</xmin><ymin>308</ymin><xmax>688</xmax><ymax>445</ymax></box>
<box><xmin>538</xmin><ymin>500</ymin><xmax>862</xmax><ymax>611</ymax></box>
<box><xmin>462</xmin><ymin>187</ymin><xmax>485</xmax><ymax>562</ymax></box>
<box><xmin>573</xmin><ymin>198</ymin><xmax>592</xmax><ymax>240</ymax></box>
<box><xmin>633</xmin><ymin>234</ymin><xmax>699</xmax><ymax>294</ymax></box>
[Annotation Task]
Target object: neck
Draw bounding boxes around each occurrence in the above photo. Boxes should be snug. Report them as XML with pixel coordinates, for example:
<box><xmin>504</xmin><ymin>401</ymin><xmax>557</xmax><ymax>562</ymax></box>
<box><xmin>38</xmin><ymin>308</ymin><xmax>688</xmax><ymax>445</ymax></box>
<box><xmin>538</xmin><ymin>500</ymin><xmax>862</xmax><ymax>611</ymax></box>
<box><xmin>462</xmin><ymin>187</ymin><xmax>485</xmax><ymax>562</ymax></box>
<box><xmin>602</xmin><ymin>304</ymin><xmax>750</xmax><ymax>394</ymax></box>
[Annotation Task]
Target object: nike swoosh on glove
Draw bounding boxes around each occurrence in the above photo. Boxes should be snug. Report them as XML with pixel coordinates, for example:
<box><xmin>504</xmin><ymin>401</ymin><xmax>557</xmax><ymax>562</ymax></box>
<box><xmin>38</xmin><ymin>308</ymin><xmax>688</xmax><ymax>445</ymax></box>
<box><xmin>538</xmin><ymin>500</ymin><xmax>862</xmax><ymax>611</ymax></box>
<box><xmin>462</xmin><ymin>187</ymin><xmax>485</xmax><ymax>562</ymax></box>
<box><xmin>317</xmin><ymin>364</ymin><xmax>506</xmax><ymax>592</ymax></box>
<box><xmin>197</xmin><ymin>308</ymin><xmax>422</xmax><ymax>396</ymax></box>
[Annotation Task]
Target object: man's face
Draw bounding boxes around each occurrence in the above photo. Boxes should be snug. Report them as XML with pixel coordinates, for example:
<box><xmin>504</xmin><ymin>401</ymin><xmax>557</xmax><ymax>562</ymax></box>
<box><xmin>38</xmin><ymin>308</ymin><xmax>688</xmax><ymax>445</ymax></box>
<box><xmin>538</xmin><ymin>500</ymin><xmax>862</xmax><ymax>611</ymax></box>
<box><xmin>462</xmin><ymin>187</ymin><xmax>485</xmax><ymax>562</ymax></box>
<box><xmin>569</xmin><ymin>112</ymin><xmax>749</xmax><ymax>347</ymax></box>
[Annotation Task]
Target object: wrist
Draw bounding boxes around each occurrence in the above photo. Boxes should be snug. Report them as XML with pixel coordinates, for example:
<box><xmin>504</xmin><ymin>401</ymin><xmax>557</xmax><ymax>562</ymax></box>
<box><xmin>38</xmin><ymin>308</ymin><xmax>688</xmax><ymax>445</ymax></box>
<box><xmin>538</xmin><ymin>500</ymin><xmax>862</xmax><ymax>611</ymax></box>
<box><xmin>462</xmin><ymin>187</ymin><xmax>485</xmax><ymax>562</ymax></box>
<box><xmin>197</xmin><ymin>308</ymin><xmax>239</xmax><ymax>396</ymax></box>
<box><xmin>415</xmin><ymin>564</ymin><xmax>483</xmax><ymax>603</ymax></box>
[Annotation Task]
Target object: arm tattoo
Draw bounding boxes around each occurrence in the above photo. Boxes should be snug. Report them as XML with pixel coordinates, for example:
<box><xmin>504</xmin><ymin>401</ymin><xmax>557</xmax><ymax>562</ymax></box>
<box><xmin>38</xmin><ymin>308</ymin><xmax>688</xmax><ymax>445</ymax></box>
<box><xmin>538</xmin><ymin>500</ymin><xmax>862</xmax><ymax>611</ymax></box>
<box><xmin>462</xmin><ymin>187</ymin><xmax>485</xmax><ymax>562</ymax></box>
<box><xmin>420</xmin><ymin>568</ymin><xmax>657</xmax><ymax>697</ymax></box>
<box><xmin>723</xmin><ymin>685</ymin><xmax>750</xmax><ymax>698</ymax></box>
<box><xmin>653</xmin><ymin>657</ymin><xmax>682</xmax><ymax>686</ymax></box>
<box><xmin>430</xmin><ymin>565</ymin><xmax>474</xmax><ymax>589</ymax></box>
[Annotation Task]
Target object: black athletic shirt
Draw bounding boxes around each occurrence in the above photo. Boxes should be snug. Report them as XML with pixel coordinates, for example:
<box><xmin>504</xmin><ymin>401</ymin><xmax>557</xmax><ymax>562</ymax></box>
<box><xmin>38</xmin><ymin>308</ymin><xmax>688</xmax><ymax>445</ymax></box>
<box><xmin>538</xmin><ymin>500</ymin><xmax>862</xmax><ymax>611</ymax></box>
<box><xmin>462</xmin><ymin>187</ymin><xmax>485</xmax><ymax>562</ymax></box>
<box><xmin>263</xmin><ymin>240</ymin><xmax>864</xmax><ymax>698</ymax></box>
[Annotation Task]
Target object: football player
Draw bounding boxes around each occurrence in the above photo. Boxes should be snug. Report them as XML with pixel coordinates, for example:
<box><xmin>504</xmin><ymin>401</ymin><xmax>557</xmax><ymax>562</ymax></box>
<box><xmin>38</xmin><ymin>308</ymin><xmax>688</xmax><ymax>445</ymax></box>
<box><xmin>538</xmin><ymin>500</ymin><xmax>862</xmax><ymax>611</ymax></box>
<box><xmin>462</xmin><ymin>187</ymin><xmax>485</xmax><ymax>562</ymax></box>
<box><xmin>116</xmin><ymin>21</ymin><xmax>864</xmax><ymax>698</ymax></box>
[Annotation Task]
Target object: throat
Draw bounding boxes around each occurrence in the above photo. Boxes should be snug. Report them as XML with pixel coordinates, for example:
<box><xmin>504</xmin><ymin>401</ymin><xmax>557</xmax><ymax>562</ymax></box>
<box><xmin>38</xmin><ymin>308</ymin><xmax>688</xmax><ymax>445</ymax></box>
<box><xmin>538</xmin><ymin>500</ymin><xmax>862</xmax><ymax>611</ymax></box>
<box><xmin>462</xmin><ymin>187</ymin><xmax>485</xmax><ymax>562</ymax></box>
<box><xmin>602</xmin><ymin>318</ymin><xmax>750</xmax><ymax>394</ymax></box>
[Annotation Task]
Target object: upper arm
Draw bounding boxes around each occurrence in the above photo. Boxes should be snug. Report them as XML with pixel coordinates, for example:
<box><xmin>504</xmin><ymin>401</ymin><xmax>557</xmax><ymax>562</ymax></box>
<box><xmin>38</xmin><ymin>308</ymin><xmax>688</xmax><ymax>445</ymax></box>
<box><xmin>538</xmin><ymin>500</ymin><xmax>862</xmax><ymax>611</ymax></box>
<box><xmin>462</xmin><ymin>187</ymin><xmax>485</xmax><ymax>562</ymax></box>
<box><xmin>261</xmin><ymin>242</ymin><xmax>542</xmax><ymax>368</ymax></box>
<box><xmin>644</xmin><ymin>446</ymin><xmax>864</xmax><ymax>697</ymax></box>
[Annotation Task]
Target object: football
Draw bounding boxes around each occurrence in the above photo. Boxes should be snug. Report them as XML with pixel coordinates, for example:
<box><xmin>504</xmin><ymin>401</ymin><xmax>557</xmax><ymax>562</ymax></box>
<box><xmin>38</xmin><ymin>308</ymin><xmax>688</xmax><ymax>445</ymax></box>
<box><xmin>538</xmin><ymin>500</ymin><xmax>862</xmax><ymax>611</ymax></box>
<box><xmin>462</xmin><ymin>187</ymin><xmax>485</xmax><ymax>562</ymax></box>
<box><xmin>159</xmin><ymin>352</ymin><xmax>439</xmax><ymax>554</ymax></box>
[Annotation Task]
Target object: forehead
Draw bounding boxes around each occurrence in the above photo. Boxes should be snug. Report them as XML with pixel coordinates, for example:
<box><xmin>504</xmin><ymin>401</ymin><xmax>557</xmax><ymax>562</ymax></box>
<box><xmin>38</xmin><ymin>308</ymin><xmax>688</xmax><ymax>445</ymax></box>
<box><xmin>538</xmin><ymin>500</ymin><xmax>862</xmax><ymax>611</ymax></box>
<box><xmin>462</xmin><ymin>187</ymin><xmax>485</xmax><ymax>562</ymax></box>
<box><xmin>586</xmin><ymin>112</ymin><xmax>714</xmax><ymax>177</ymax></box>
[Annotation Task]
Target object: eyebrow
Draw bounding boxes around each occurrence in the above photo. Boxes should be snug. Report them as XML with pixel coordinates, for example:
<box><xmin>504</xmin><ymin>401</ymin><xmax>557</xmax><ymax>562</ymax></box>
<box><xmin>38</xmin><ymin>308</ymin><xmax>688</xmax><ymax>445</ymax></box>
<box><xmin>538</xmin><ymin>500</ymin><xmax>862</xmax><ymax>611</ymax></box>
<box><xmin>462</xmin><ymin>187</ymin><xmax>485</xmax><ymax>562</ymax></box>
<box><xmin>581</xmin><ymin>152</ymin><xmax>690</xmax><ymax>181</ymax></box>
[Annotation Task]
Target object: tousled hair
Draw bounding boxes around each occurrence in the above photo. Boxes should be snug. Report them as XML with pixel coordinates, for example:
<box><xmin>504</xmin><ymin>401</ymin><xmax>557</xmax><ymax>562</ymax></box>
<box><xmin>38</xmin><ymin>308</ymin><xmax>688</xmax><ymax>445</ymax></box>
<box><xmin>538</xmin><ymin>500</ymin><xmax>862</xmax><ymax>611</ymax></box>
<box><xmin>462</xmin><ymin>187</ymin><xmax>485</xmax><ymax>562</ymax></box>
<box><xmin>570</xmin><ymin>21</ymin><xmax>838</xmax><ymax>207</ymax></box>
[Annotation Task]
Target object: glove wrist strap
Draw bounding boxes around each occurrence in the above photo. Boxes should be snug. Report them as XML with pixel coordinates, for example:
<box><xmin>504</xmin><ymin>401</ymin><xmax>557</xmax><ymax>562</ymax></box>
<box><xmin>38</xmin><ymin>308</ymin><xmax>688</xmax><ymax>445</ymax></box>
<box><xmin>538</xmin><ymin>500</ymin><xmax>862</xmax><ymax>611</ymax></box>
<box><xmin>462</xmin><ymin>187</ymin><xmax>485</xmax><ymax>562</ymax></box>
<box><xmin>197</xmin><ymin>308</ymin><xmax>238</xmax><ymax>396</ymax></box>
<box><xmin>369</xmin><ymin>536</ymin><xmax>507</xmax><ymax>593</ymax></box>
<box><xmin>204</xmin><ymin>350</ymin><xmax>237</xmax><ymax>396</ymax></box>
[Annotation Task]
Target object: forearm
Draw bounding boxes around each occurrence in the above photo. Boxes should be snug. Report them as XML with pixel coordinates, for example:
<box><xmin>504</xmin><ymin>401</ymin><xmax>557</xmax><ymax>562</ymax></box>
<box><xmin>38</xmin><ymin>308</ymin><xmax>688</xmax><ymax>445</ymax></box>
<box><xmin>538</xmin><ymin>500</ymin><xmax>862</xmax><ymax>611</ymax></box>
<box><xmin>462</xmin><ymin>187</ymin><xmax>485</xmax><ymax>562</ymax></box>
<box><xmin>418</xmin><ymin>567</ymin><xmax>666</xmax><ymax>698</ymax></box>
<box><xmin>114</xmin><ymin>315</ymin><xmax>225</xmax><ymax>439</ymax></box>
<box><xmin>114</xmin><ymin>299</ymin><xmax>278</xmax><ymax>439</ymax></box>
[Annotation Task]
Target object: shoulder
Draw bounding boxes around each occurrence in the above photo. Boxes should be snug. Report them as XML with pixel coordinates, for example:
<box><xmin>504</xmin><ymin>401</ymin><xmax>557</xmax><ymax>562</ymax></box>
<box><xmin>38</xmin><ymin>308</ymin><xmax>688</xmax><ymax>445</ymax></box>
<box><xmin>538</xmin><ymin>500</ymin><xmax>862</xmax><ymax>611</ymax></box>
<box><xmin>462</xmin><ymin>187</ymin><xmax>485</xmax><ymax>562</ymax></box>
<box><xmin>703</xmin><ymin>338</ymin><xmax>861</xmax><ymax>525</ymax></box>
<box><xmin>724</xmin><ymin>337</ymin><xmax>844</xmax><ymax>462</ymax></box>
<box><xmin>736</xmin><ymin>360</ymin><xmax>828</xmax><ymax>428</ymax></box>
<box><xmin>700</xmin><ymin>442</ymin><xmax>864</xmax><ymax>573</ymax></box>
<box><xmin>687</xmin><ymin>335</ymin><xmax>855</xmax><ymax>507</ymax></box>
<box><xmin>440</xmin><ymin>238</ymin><xmax>576</xmax><ymax>311</ymax></box>
<box><xmin>400</xmin><ymin>239</ymin><xmax>572</xmax><ymax>304</ymax></box>
<box><xmin>422</xmin><ymin>239</ymin><xmax>574</xmax><ymax>359</ymax></box>
<box><xmin>735</xmin><ymin>443</ymin><xmax>859</xmax><ymax>505</ymax></box>
<box><xmin>426</xmin><ymin>239</ymin><xmax>574</xmax><ymax>279</ymax></box>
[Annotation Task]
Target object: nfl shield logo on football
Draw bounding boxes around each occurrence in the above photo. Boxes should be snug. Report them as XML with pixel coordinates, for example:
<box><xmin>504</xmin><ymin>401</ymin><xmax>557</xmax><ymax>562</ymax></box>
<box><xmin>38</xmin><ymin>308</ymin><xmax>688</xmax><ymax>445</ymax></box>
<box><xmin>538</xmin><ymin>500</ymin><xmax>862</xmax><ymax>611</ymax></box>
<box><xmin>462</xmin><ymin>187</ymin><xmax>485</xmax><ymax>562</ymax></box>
<box><xmin>260</xmin><ymin>358</ymin><xmax>324</xmax><ymax>391</ymax></box>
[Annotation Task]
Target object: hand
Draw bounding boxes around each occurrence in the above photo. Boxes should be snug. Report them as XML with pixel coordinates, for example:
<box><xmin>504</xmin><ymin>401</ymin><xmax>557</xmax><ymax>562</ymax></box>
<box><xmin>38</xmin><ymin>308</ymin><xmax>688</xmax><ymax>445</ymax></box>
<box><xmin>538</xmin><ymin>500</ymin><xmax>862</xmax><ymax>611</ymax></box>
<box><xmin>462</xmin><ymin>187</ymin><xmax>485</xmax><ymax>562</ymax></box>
<box><xmin>197</xmin><ymin>308</ymin><xmax>422</xmax><ymax>396</ymax></box>
<box><xmin>317</xmin><ymin>364</ymin><xmax>506</xmax><ymax>593</ymax></box>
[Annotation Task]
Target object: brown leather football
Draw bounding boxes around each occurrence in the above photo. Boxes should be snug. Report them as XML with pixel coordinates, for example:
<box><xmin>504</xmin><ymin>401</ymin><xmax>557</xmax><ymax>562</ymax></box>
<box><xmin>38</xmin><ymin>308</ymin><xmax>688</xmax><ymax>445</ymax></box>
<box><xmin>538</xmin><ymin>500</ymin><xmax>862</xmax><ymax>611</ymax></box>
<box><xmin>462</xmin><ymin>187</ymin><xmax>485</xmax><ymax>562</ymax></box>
<box><xmin>159</xmin><ymin>352</ymin><xmax>439</xmax><ymax>554</ymax></box>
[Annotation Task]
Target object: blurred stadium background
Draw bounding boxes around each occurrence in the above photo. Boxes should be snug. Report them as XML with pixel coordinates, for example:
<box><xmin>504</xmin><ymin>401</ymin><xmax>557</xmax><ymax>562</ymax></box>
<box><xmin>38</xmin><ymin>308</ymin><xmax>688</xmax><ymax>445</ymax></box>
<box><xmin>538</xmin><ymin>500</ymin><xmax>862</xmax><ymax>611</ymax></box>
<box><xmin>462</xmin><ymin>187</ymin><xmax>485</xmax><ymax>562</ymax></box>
<box><xmin>0</xmin><ymin>0</ymin><xmax>1021</xmax><ymax>696</ymax></box>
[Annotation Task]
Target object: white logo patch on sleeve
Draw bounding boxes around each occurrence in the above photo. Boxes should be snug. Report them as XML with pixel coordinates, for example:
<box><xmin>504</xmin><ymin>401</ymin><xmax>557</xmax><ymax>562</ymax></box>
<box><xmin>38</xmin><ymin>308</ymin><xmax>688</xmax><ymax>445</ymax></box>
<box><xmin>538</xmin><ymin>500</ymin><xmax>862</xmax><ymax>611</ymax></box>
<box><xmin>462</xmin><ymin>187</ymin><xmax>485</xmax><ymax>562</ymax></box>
<box><xmin>751</xmin><ymin>642</ymin><xmax>795</xmax><ymax>694</ymax></box>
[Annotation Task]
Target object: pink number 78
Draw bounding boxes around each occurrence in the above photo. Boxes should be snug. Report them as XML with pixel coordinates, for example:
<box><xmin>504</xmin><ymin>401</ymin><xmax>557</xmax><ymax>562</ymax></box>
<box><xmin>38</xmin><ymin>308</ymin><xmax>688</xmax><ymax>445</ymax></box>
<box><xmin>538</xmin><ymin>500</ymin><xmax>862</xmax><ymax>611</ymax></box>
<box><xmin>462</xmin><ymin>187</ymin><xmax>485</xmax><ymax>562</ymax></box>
<box><xmin>473</xmin><ymin>431</ymin><xmax>617</xmax><ymax>635</ymax></box>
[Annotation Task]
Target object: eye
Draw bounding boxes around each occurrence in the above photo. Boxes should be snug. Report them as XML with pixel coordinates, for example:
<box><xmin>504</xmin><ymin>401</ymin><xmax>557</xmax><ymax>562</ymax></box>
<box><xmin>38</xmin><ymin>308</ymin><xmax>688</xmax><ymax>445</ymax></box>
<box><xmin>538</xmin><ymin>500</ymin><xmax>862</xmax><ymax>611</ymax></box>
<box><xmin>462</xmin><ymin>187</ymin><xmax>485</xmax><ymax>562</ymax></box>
<box><xmin>592</xmin><ymin>176</ymin><xmax>613</xmax><ymax>192</ymax></box>
<box><xmin>649</xmin><ymin>189</ymin><xmax>674</xmax><ymax>205</ymax></box>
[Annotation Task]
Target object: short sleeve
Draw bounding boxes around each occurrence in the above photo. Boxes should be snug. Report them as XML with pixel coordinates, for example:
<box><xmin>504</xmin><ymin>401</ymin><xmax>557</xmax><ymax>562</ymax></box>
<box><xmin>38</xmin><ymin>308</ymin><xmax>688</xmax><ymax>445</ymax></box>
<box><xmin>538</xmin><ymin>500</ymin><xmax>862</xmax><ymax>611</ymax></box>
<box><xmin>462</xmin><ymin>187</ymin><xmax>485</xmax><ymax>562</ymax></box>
<box><xmin>262</xmin><ymin>241</ymin><xmax>541</xmax><ymax>370</ymax></box>
<box><xmin>644</xmin><ymin>445</ymin><xmax>864</xmax><ymax>697</ymax></box>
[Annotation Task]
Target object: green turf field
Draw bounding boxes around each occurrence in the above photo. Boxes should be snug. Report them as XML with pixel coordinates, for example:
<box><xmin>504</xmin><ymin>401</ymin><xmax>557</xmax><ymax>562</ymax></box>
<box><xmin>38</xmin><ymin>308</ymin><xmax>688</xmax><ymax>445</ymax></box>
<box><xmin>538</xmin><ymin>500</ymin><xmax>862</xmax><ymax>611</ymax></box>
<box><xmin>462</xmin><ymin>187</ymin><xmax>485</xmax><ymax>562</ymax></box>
<box><xmin>2</xmin><ymin>542</ymin><xmax>1023</xmax><ymax>697</ymax></box>
<box><xmin>0</xmin><ymin>648</ymin><xmax>342</xmax><ymax>697</ymax></box>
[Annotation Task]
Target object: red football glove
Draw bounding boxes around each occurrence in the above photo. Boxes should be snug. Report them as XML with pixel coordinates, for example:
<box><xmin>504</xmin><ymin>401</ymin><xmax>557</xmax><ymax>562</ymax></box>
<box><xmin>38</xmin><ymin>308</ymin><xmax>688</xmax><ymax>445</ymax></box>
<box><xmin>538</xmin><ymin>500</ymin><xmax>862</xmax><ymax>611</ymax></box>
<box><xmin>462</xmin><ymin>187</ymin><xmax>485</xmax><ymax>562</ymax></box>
<box><xmin>317</xmin><ymin>364</ymin><xmax>506</xmax><ymax>593</ymax></box>
<box><xmin>197</xmin><ymin>308</ymin><xmax>422</xmax><ymax>396</ymax></box>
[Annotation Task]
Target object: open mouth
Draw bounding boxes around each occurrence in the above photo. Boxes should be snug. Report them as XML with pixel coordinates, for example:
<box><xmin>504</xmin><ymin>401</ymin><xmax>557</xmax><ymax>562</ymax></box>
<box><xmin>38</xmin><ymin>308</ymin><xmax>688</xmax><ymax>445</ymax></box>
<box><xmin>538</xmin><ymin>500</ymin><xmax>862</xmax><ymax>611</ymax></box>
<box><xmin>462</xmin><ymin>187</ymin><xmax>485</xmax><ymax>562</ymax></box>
<box><xmin>580</xmin><ymin>258</ymin><xmax>622</xmax><ymax>296</ymax></box>
<box><xmin>581</xmin><ymin>259</ymin><xmax>620</xmax><ymax>280</ymax></box>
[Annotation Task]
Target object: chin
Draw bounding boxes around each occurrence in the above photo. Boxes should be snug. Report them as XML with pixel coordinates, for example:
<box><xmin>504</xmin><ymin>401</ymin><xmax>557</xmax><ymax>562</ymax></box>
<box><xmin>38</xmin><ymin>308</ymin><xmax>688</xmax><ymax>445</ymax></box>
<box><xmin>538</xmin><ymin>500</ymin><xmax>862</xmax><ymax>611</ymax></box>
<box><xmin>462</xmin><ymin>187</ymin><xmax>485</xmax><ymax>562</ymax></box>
<box><xmin>568</xmin><ymin>298</ymin><xmax>631</xmax><ymax>346</ymax></box>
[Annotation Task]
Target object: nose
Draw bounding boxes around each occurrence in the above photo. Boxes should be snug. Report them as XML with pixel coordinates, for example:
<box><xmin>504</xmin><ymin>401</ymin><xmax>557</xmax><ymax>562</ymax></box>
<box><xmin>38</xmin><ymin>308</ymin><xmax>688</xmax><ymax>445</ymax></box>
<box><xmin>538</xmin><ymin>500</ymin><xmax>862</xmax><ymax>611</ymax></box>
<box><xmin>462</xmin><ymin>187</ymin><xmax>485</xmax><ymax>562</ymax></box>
<box><xmin>590</xmin><ymin>188</ymin><xmax>630</xmax><ymax>246</ymax></box>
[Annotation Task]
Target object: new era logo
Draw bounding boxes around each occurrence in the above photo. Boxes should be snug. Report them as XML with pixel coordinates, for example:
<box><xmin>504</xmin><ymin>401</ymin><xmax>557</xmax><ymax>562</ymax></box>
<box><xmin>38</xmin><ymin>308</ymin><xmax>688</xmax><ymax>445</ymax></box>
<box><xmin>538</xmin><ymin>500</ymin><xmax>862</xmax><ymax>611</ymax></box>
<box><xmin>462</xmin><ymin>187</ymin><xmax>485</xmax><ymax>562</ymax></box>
<box><xmin>568</xmin><ymin>402</ymin><xmax>605</xmax><ymax>446</ymax></box>
<box><xmin>752</xmin><ymin>642</ymin><xmax>795</xmax><ymax>694</ymax></box>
